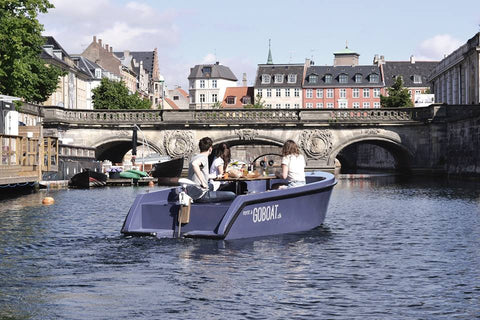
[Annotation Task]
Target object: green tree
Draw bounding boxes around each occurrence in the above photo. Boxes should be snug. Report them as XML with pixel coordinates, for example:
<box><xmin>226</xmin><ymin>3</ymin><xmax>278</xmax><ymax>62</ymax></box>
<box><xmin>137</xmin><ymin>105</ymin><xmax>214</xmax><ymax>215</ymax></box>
<box><xmin>244</xmin><ymin>94</ymin><xmax>265</xmax><ymax>109</ymax></box>
<box><xmin>380</xmin><ymin>76</ymin><xmax>413</xmax><ymax>108</ymax></box>
<box><xmin>0</xmin><ymin>0</ymin><xmax>64</xmax><ymax>103</ymax></box>
<box><xmin>92</xmin><ymin>78</ymin><xmax>151</xmax><ymax>109</ymax></box>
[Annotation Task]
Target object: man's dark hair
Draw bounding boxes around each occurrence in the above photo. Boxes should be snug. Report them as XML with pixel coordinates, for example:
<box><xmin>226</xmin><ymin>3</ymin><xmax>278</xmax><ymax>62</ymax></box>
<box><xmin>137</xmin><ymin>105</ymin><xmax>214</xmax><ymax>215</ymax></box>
<box><xmin>198</xmin><ymin>137</ymin><xmax>213</xmax><ymax>152</ymax></box>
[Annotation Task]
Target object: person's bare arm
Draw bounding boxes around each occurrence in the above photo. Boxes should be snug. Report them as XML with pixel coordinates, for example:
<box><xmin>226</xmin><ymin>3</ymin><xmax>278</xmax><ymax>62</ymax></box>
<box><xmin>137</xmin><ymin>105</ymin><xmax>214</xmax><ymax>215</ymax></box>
<box><xmin>191</xmin><ymin>159</ymin><xmax>208</xmax><ymax>188</ymax></box>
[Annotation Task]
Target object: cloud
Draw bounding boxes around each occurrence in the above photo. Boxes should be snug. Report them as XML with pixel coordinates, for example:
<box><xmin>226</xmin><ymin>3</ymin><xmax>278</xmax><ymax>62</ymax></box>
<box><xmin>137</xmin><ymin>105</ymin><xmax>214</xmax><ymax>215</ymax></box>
<box><xmin>415</xmin><ymin>34</ymin><xmax>463</xmax><ymax>60</ymax></box>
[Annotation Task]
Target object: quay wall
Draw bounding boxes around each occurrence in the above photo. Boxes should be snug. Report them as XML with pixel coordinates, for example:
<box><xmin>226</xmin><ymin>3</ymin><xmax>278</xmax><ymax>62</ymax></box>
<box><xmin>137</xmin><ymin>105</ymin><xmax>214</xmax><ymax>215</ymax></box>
<box><xmin>446</xmin><ymin>116</ymin><xmax>480</xmax><ymax>176</ymax></box>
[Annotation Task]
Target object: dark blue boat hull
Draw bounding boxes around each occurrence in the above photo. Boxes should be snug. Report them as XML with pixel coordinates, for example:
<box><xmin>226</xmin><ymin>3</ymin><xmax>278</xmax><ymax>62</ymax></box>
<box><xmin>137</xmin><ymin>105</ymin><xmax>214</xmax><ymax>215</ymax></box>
<box><xmin>121</xmin><ymin>171</ymin><xmax>336</xmax><ymax>240</ymax></box>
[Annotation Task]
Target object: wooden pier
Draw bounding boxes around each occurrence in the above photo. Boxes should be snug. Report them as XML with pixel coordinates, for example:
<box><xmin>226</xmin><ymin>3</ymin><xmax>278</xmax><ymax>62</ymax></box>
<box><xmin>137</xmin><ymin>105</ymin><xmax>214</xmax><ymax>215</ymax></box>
<box><xmin>106</xmin><ymin>177</ymin><xmax>156</xmax><ymax>186</ymax></box>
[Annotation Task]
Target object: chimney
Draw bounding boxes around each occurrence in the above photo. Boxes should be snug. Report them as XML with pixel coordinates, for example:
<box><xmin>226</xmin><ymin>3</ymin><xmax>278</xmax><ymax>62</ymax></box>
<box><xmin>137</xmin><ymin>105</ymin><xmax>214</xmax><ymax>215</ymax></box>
<box><xmin>110</xmin><ymin>46</ymin><xmax>113</xmax><ymax>53</ymax></box>
<box><xmin>98</xmin><ymin>39</ymin><xmax>102</xmax><ymax>47</ymax></box>
<box><xmin>410</xmin><ymin>55</ymin><xmax>415</xmax><ymax>64</ymax></box>
<box><xmin>242</xmin><ymin>73</ymin><xmax>247</xmax><ymax>87</ymax></box>
<box><xmin>216</xmin><ymin>61</ymin><xmax>219</xmax><ymax>65</ymax></box>
<box><xmin>93</xmin><ymin>35</ymin><xmax>97</xmax><ymax>43</ymax></box>
<box><xmin>105</xmin><ymin>44</ymin><xmax>109</xmax><ymax>51</ymax></box>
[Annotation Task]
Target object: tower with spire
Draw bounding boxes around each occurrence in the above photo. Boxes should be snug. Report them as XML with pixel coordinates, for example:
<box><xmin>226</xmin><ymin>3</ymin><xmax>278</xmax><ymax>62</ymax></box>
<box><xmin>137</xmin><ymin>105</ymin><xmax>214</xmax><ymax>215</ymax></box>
<box><xmin>266</xmin><ymin>39</ymin><xmax>273</xmax><ymax>65</ymax></box>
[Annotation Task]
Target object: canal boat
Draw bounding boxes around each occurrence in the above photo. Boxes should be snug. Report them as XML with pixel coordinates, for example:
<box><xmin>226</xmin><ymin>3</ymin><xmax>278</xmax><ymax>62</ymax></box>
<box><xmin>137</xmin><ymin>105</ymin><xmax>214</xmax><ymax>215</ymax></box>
<box><xmin>69</xmin><ymin>169</ymin><xmax>107</xmax><ymax>189</ymax></box>
<box><xmin>150</xmin><ymin>157</ymin><xmax>184</xmax><ymax>185</ymax></box>
<box><xmin>121</xmin><ymin>171</ymin><xmax>336</xmax><ymax>240</ymax></box>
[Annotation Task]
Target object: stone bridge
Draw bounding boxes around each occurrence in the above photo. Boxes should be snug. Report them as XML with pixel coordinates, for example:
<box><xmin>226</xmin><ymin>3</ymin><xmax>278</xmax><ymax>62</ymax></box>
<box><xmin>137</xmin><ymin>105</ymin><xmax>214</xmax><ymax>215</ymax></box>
<box><xmin>36</xmin><ymin>104</ymin><xmax>480</xmax><ymax>175</ymax></box>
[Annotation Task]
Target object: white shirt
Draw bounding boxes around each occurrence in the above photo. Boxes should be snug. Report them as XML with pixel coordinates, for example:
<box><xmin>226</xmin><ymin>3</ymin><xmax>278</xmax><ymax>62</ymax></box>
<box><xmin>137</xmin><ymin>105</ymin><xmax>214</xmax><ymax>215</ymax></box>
<box><xmin>209</xmin><ymin>157</ymin><xmax>224</xmax><ymax>176</ymax></box>
<box><xmin>282</xmin><ymin>154</ymin><xmax>305</xmax><ymax>182</ymax></box>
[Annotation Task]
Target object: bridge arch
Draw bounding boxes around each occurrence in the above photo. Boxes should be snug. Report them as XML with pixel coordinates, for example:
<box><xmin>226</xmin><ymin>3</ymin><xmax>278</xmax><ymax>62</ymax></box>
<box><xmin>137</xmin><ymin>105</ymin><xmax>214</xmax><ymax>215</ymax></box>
<box><xmin>329</xmin><ymin>136</ymin><xmax>414</xmax><ymax>172</ymax></box>
<box><xmin>92</xmin><ymin>136</ymin><xmax>162</xmax><ymax>163</ymax></box>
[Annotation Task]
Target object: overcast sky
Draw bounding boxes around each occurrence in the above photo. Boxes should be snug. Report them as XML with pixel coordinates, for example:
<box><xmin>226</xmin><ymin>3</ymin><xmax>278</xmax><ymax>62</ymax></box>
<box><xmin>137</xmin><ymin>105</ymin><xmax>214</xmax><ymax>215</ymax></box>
<box><xmin>39</xmin><ymin>0</ymin><xmax>480</xmax><ymax>89</ymax></box>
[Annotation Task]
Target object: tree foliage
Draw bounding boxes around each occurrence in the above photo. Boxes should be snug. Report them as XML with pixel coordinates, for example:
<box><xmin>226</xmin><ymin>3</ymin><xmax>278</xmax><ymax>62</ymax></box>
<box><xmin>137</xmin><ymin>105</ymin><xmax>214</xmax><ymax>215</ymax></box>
<box><xmin>0</xmin><ymin>0</ymin><xmax>64</xmax><ymax>103</ymax></box>
<box><xmin>380</xmin><ymin>76</ymin><xmax>413</xmax><ymax>108</ymax></box>
<box><xmin>92</xmin><ymin>78</ymin><xmax>152</xmax><ymax>109</ymax></box>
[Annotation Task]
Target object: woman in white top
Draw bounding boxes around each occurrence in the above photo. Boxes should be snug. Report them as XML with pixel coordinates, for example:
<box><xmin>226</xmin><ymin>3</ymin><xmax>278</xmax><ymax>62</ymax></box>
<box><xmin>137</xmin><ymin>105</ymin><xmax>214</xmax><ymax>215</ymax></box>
<box><xmin>209</xmin><ymin>143</ymin><xmax>230</xmax><ymax>177</ymax></box>
<box><xmin>275</xmin><ymin>140</ymin><xmax>306</xmax><ymax>188</ymax></box>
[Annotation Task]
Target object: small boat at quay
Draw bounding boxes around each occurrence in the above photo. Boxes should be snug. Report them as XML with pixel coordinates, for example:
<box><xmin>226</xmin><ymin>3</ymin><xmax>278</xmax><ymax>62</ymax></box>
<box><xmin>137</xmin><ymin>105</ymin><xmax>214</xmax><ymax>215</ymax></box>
<box><xmin>69</xmin><ymin>169</ymin><xmax>107</xmax><ymax>189</ymax></box>
<box><xmin>121</xmin><ymin>171</ymin><xmax>336</xmax><ymax>240</ymax></box>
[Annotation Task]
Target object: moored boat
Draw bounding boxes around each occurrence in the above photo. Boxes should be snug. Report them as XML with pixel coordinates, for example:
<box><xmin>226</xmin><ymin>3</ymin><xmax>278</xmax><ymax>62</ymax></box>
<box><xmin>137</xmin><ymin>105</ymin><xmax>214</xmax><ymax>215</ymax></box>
<box><xmin>69</xmin><ymin>170</ymin><xmax>107</xmax><ymax>189</ymax></box>
<box><xmin>151</xmin><ymin>157</ymin><xmax>184</xmax><ymax>179</ymax></box>
<box><xmin>121</xmin><ymin>171</ymin><xmax>336</xmax><ymax>240</ymax></box>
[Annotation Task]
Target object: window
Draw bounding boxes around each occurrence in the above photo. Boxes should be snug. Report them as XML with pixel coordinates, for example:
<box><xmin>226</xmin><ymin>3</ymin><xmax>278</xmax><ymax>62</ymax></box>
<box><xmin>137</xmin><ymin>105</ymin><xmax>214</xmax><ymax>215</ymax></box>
<box><xmin>242</xmin><ymin>96</ymin><xmax>251</xmax><ymax>104</ymax></box>
<box><xmin>306</xmin><ymin>103</ymin><xmax>313</xmax><ymax>108</ymax></box>
<box><xmin>212</xmin><ymin>94</ymin><xmax>217</xmax><ymax>102</ymax></box>
<box><xmin>326</xmin><ymin>89</ymin><xmax>334</xmax><ymax>98</ymax></box>
<box><xmin>275</xmin><ymin>74</ymin><xmax>283</xmax><ymax>83</ymax></box>
<box><xmin>266</xmin><ymin>104</ymin><xmax>272</xmax><ymax>108</ymax></box>
<box><xmin>352</xmin><ymin>88</ymin><xmax>359</xmax><ymax>98</ymax></box>
<box><xmin>339</xmin><ymin>88</ymin><xmax>346</xmax><ymax>98</ymax></box>
<box><xmin>316</xmin><ymin>89</ymin><xmax>323</xmax><ymax>98</ymax></box>
<box><xmin>353</xmin><ymin>102</ymin><xmax>360</xmax><ymax>108</ymax></box>
<box><xmin>355</xmin><ymin>74</ymin><xmax>362</xmax><ymax>83</ymax></box>
<box><xmin>212</xmin><ymin>80</ymin><xmax>217</xmax><ymax>88</ymax></box>
<box><xmin>363</xmin><ymin>102</ymin><xmax>370</xmax><ymax>108</ymax></box>
<box><xmin>415</xmin><ymin>90</ymin><xmax>421</xmax><ymax>95</ymax></box>
<box><xmin>325</xmin><ymin>74</ymin><xmax>333</xmax><ymax>84</ymax></box>
<box><xmin>190</xmin><ymin>81</ymin><xmax>194</xmax><ymax>89</ymax></box>
<box><xmin>275</xmin><ymin>104</ymin><xmax>281</xmax><ymax>108</ymax></box>
<box><xmin>339</xmin><ymin>74</ymin><xmax>348</xmax><ymax>83</ymax></box>
<box><xmin>369</xmin><ymin>74</ymin><xmax>379</xmax><ymax>83</ymax></box>
<box><xmin>373</xmin><ymin>88</ymin><xmax>380</xmax><ymax>98</ymax></box>
<box><xmin>326</xmin><ymin>103</ymin><xmax>334</xmax><ymax>108</ymax></box>
<box><xmin>285</xmin><ymin>88</ymin><xmax>290</xmax><ymax>97</ymax></box>
<box><xmin>202</xmin><ymin>66</ymin><xmax>211</xmax><ymax>76</ymax></box>
<box><xmin>200</xmin><ymin>94</ymin><xmax>205</xmax><ymax>103</ymax></box>
<box><xmin>285</xmin><ymin>103</ymin><xmax>291</xmax><ymax>108</ymax></box>
<box><xmin>173</xmin><ymin>95</ymin><xmax>179</xmax><ymax>101</ymax></box>
<box><xmin>316</xmin><ymin>103</ymin><xmax>323</xmax><ymax>108</ymax></box>
<box><xmin>200</xmin><ymin>80</ymin><xmax>205</xmax><ymax>88</ymax></box>
<box><xmin>309</xmin><ymin>75</ymin><xmax>318</xmax><ymax>83</ymax></box>
<box><xmin>294</xmin><ymin>88</ymin><xmax>300</xmax><ymax>97</ymax></box>
<box><xmin>338</xmin><ymin>101</ymin><xmax>348</xmax><ymax>108</ymax></box>
<box><xmin>294</xmin><ymin>103</ymin><xmax>300</xmax><ymax>108</ymax></box>
<box><xmin>226</xmin><ymin>96</ymin><xmax>235</xmax><ymax>104</ymax></box>
<box><xmin>266</xmin><ymin>89</ymin><xmax>272</xmax><ymax>97</ymax></box>
<box><xmin>257</xmin><ymin>89</ymin><xmax>262</xmax><ymax>97</ymax></box>
<box><xmin>288</xmin><ymin>74</ymin><xmax>297</xmax><ymax>83</ymax></box>
<box><xmin>363</xmin><ymin>88</ymin><xmax>370</xmax><ymax>98</ymax></box>
<box><xmin>306</xmin><ymin>89</ymin><xmax>313</xmax><ymax>98</ymax></box>
<box><xmin>413</xmin><ymin>75</ymin><xmax>422</xmax><ymax>84</ymax></box>
<box><xmin>95</xmin><ymin>68</ymin><xmax>102</xmax><ymax>78</ymax></box>
<box><xmin>276</xmin><ymin>89</ymin><xmax>281</xmax><ymax>97</ymax></box>
<box><xmin>262</xmin><ymin>74</ymin><xmax>271</xmax><ymax>84</ymax></box>
<box><xmin>374</xmin><ymin>102</ymin><xmax>380</xmax><ymax>108</ymax></box>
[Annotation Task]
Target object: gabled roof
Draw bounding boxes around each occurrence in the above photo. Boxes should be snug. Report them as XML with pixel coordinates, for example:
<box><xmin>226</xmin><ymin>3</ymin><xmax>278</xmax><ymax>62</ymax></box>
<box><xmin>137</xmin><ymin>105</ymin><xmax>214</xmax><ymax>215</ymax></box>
<box><xmin>71</xmin><ymin>55</ymin><xmax>102</xmax><ymax>79</ymax></box>
<box><xmin>383</xmin><ymin>61</ymin><xmax>438</xmax><ymax>87</ymax></box>
<box><xmin>222</xmin><ymin>86</ymin><xmax>254</xmax><ymax>108</ymax></box>
<box><xmin>177</xmin><ymin>88</ymin><xmax>189</xmax><ymax>98</ymax></box>
<box><xmin>255</xmin><ymin>64</ymin><xmax>304</xmax><ymax>87</ymax></box>
<box><xmin>43</xmin><ymin>36</ymin><xmax>70</xmax><ymax>59</ymax></box>
<box><xmin>304</xmin><ymin>65</ymin><xmax>382</xmax><ymax>87</ymax></box>
<box><xmin>114</xmin><ymin>51</ymin><xmax>155</xmax><ymax>76</ymax></box>
<box><xmin>188</xmin><ymin>64</ymin><xmax>237</xmax><ymax>81</ymax></box>
<box><xmin>164</xmin><ymin>98</ymin><xmax>180</xmax><ymax>110</ymax></box>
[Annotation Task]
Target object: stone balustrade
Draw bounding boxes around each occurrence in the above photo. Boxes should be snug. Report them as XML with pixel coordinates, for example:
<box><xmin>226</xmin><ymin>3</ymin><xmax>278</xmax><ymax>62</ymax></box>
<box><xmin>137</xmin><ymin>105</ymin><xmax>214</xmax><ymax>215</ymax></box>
<box><xmin>29</xmin><ymin>104</ymin><xmax>480</xmax><ymax>127</ymax></box>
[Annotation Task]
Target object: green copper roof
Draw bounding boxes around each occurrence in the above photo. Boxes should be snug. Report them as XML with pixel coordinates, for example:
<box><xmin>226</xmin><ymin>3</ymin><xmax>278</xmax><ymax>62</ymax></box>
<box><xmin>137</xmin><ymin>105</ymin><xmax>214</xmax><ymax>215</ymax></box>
<box><xmin>334</xmin><ymin>46</ymin><xmax>360</xmax><ymax>56</ymax></box>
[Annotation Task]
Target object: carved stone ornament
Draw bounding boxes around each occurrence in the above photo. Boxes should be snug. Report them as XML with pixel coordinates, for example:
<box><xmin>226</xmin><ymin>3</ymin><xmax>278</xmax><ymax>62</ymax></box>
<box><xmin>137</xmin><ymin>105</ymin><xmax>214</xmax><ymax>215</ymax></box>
<box><xmin>362</xmin><ymin>128</ymin><xmax>380</xmax><ymax>135</ymax></box>
<box><xmin>300</xmin><ymin>129</ymin><xmax>333</xmax><ymax>160</ymax></box>
<box><xmin>164</xmin><ymin>130</ymin><xmax>195</xmax><ymax>158</ymax></box>
<box><xmin>235</xmin><ymin>129</ymin><xmax>258</xmax><ymax>140</ymax></box>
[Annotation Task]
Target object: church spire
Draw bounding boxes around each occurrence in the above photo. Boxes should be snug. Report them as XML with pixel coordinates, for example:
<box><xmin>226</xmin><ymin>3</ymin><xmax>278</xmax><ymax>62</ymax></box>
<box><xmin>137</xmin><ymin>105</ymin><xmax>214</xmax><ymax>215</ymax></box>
<box><xmin>267</xmin><ymin>39</ymin><xmax>273</xmax><ymax>64</ymax></box>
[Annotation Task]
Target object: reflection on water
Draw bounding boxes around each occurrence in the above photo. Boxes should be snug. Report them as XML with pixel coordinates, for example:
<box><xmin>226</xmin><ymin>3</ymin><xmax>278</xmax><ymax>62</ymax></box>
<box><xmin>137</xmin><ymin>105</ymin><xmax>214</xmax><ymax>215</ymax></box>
<box><xmin>0</xmin><ymin>178</ymin><xmax>479</xmax><ymax>319</ymax></box>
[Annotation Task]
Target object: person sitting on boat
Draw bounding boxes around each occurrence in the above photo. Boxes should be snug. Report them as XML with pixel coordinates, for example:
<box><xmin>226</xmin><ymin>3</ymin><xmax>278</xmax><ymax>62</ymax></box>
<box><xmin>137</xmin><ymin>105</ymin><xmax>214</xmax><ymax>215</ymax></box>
<box><xmin>274</xmin><ymin>140</ymin><xmax>306</xmax><ymax>189</ymax></box>
<box><xmin>209</xmin><ymin>143</ymin><xmax>241</xmax><ymax>193</ymax></box>
<box><xmin>187</xmin><ymin>137</ymin><xmax>236</xmax><ymax>202</ymax></box>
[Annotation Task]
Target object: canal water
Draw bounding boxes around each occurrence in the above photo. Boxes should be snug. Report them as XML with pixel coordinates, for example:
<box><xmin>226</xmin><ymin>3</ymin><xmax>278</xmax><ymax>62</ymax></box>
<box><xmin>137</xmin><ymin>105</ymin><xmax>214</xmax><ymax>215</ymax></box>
<box><xmin>0</xmin><ymin>175</ymin><xmax>479</xmax><ymax>319</ymax></box>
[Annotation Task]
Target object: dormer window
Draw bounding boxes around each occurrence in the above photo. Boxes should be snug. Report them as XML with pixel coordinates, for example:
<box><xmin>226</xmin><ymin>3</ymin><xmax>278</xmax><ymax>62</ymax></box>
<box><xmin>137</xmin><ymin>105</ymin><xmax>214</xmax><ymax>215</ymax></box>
<box><xmin>369</xmin><ymin>74</ymin><xmax>379</xmax><ymax>83</ymax></box>
<box><xmin>274</xmin><ymin>74</ymin><xmax>284</xmax><ymax>83</ymax></box>
<box><xmin>413</xmin><ymin>74</ymin><xmax>422</xmax><ymax>84</ymax></box>
<box><xmin>226</xmin><ymin>96</ymin><xmax>236</xmax><ymax>104</ymax></box>
<box><xmin>355</xmin><ymin>74</ymin><xmax>362</xmax><ymax>83</ymax></box>
<box><xmin>339</xmin><ymin>74</ymin><xmax>348</xmax><ymax>84</ymax></box>
<box><xmin>309</xmin><ymin>75</ymin><xmax>318</xmax><ymax>84</ymax></box>
<box><xmin>325</xmin><ymin>74</ymin><xmax>333</xmax><ymax>84</ymax></box>
<box><xmin>288</xmin><ymin>74</ymin><xmax>297</xmax><ymax>83</ymax></box>
<box><xmin>241</xmin><ymin>96</ymin><xmax>251</xmax><ymax>105</ymax></box>
<box><xmin>202</xmin><ymin>66</ymin><xmax>212</xmax><ymax>77</ymax></box>
<box><xmin>262</xmin><ymin>74</ymin><xmax>271</xmax><ymax>84</ymax></box>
